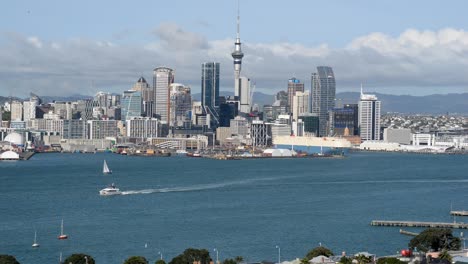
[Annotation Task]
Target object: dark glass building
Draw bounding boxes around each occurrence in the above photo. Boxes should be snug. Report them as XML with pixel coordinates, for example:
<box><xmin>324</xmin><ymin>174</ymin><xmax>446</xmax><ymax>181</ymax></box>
<box><xmin>299</xmin><ymin>113</ymin><xmax>320</xmax><ymax>136</ymax></box>
<box><xmin>344</xmin><ymin>103</ymin><xmax>359</xmax><ymax>136</ymax></box>
<box><xmin>330</xmin><ymin>108</ymin><xmax>355</xmax><ymax>136</ymax></box>
<box><xmin>311</xmin><ymin>66</ymin><xmax>336</xmax><ymax>137</ymax></box>
<box><xmin>201</xmin><ymin>62</ymin><xmax>220</xmax><ymax>117</ymax></box>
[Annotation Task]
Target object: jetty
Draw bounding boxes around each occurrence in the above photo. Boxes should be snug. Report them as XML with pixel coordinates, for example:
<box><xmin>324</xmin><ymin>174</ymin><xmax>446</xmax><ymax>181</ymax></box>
<box><xmin>371</xmin><ymin>220</ymin><xmax>468</xmax><ymax>229</ymax></box>
<box><xmin>399</xmin><ymin>229</ymin><xmax>419</xmax><ymax>236</ymax></box>
<box><xmin>450</xmin><ymin>211</ymin><xmax>468</xmax><ymax>216</ymax></box>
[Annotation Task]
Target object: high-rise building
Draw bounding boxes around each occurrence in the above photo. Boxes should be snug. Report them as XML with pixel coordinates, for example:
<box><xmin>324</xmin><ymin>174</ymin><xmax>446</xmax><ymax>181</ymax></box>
<box><xmin>239</xmin><ymin>76</ymin><xmax>251</xmax><ymax>113</ymax></box>
<box><xmin>311</xmin><ymin>66</ymin><xmax>336</xmax><ymax>137</ymax></box>
<box><xmin>344</xmin><ymin>103</ymin><xmax>359</xmax><ymax>136</ymax></box>
<box><xmin>287</xmin><ymin>78</ymin><xmax>304</xmax><ymax>112</ymax></box>
<box><xmin>358</xmin><ymin>86</ymin><xmax>381</xmax><ymax>141</ymax></box>
<box><xmin>11</xmin><ymin>101</ymin><xmax>23</xmax><ymax>121</ymax></box>
<box><xmin>121</xmin><ymin>90</ymin><xmax>142</xmax><ymax>122</ymax></box>
<box><xmin>132</xmin><ymin>77</ymin><xmax>153</xmax><ymax>118</ymax></box>
<box><xmin>126</xmin><ymin>117</ymin><xmax>159</xmax><ymax>138</ymax></box>
<box><xmin>153</xmin><ymin>67</ymin><xmax>174</xmax><ymax>123</ymax></box>
<box><xmin>299</xmin><ymin>113</ymin><xmax>320</xmax><ymax>136</ymax></box>
<box><xmin>170</xmin><ymin>83</ymin><xmax>192</xmax><ymax>127</ymax></box>
<box><xmin>292</xmin><ymin>91</ymin><xmax>310</xmax><ymax>123</ymax></box>
<box><xmin>201</xmin><ymin>62</ymin><xmax>220</xmax><ymax>118</ymax></box>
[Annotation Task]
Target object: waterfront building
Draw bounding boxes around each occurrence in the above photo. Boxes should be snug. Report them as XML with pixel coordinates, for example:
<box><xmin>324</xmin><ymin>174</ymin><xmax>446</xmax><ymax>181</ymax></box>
<box><xmin>344</xmin><ymin>104</ymin><xmax>359</xmax><ymax>136</ymax></box>
<box><xmin>87</xmin><ymin>120</ymin><xmax>119</xmax><ymax>139</ymax></box>
<box><xmin>201</xmin><ymin>62</ymin><xmax>220</xmax><ymax>119</ymax></box>
<box><xmin>218</xmin><ymin>101</ymin><xmax>238</xmax><ymax>127</ymax></box>
<box><xmin>273</xmin><ymin>135</ymin><xmax>351</xmax><ymax>155</ymax></box>
<box><xmin>62</xmin><ymin>120</ymin><xmax>86</xmax><ymax>139</ymax></box>
<box><xmin>412</xmin><ymin>133</ymin><xmax>435</xmax><ymax>146</ymax></box>
<box><xmin>170</xmin><ymin>83</ymin><xmax>192</xmax><ymax>127</ymax></box>
<box><xmin>299</xmin><ymin>113</ymin><xmax>320</xmax><ymax>136</ymax></box>
<box><xmin>10</xmin><ymin>100</ymin><xmax>23</xmax><ymax>121</ymax></box>
<box><xmin>250</xmin><ymin>120</ymin><xmax>271</xmax><ymax>147</ymax></box>
<box><xmin>292</xmin><ymin>91</ymin><xmax>310</xmax><ymax>123</ymax></box>
<box><xmin>329</xmin><ymin>108</ymin><xmax>355</xmax><ymax>136</ymax></box>
<box><xmin>293</xmin><ymin>119</ymin><xmax>305</xmax><ymax>137</ymax></box>
<box><xmin>287</xmin><ymin>78</ymin><xmax>305</xmax><ymax>113</ymax></box>
<box><xmin>271</xmin><ymin>123</ymin><xmax>292</xmax><ymax>139</ymax></box>
<box><xmin>126</xmin><ymin>117</ymin><xmax>159</xmax><ymax>138</ymax></box>
<box><xmin>230</xmin><ymin>116</ymin><xmax>249</xmax><ymax>138</ymax></box>
<box><xmin>121</xmin><ymin>90</ymin><xmax>142</xmax><ymax>122</ymax></box>
<box><xmin>311</xmin><ymin>66</ymin><xmax>336</xmax><ymax>137</ymax></box>
<box><xmin>358</xmin><ymin>87</ymin><xmax>381</xmax><ymax>141</ymax></box>
<box><xmin>383</xmin><ymin>128</ymin><xmax>411</xmax><ymax>145</ymax></box>
<box><xmin>153</xmin><ymin>67</ymin><xmax>174</xmax><ymax>123</ymax></box>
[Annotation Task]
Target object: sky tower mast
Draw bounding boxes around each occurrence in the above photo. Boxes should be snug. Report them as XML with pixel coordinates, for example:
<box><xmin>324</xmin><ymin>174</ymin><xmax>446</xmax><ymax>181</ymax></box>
<box><xmin>231</xmin><ymin>0</ymin><xmax>244</xmax><ymax>97</ymax></box>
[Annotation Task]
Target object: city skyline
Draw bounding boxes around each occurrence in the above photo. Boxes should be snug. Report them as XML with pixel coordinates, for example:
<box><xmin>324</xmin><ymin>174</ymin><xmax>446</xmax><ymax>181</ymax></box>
<box><xmin>2</xmin><ymin>1</ymin><xmax>468</xmax><ymax>97</ymax></box>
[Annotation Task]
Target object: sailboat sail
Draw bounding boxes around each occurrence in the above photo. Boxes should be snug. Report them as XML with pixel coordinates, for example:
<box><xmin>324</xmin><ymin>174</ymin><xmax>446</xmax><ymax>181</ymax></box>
<box><xmin>103</xmin><ymin>160</ymin><xmax>112</xmax><ymax>174</ymax></box>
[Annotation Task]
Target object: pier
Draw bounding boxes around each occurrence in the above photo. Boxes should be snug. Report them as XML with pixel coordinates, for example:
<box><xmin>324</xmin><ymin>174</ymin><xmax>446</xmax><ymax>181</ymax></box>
<box><xmin>451</xmin><ymin>211</ymin><xmax>468</xmax><ymax>216</ymax></box>
<box><xmin>371</xmin><ymin>220</ymin><xmax>468</xmax><ymax>229</ymax></box>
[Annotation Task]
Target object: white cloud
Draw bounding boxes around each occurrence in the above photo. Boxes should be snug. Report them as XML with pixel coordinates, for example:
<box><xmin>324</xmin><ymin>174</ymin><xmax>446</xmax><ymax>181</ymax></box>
<box><xmin>1</xmin><ymin>26</ymin><xmax>468</xmax><ymax>97</ymax></box>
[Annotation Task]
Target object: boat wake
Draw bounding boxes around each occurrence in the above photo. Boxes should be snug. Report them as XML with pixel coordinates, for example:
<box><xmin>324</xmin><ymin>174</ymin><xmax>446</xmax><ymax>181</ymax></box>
<box><xmin>120</xmin><ymin>176</ymin><xmax>282</xmax><ymax>196</ymax></box>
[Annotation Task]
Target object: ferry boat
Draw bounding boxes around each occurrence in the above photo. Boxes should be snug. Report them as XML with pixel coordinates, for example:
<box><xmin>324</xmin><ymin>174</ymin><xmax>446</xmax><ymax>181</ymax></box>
<box><xmin>273</xmin><ymin>135</ymin><xmax>351</xmax><ymax>155</ymax></box>
<box><xmin>99</xmin><ymin>183</ymin><xmax>122</xmax><ymax>196</ymax></box>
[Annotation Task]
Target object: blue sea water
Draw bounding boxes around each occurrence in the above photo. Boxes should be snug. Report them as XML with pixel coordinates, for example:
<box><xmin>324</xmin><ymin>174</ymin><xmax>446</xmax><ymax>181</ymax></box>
<box><xmin>0</xmin><ymin>152</ymin><xmax>467</xmax><ymax>264</ymax></box>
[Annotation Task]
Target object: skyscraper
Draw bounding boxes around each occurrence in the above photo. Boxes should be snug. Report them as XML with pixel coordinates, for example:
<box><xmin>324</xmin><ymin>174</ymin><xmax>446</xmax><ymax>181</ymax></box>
<box><xmin>121</xmin><ymin>90</ymin><xmax>142</xmax><ymax>122</ymax></box>
<box><xmin>201</xmin><ymin>62</ymin><xmax>220</xmax><ymax>117</ymax></box>
<box><xmin>292</xmin><ymin>91</ymin><xmax>310</xmax><ymax>122</ymax></box>
<box><xmin>358</xmin><ymin>86</ymin><xmax>381</xmax><ymax>141</ymax></box>
<box><xmin>170</xmin><ymin>83</ymin><xmax>192</xmax><ymax>127</ymax></box>
<box><xmin>231</xmin><ymin>2</ymin><xmax>244</xmax><ymax>98</ymax></box>
<box><xmin>238</xmin><ymin>76</ymin><xmax>251</xmax><ymax>113</ymax></box>
<box><xmin>311</xmin><ymin>66</ymin><xmax>336</xmax><ymax>137</ymax></box>
<box><xmin>287</xmin><ymin>78</ymin><xmax>304</xmax><ymax>113</ymax></box>
<box><xmin>132</xmin><ymin>77</ymin><xmax>153</xmax><ymax>118</ymax></box>
<box><xmin>153</xmin><ymin>67</ymin><xmax>174</xmax><ymax>123</ymax></box>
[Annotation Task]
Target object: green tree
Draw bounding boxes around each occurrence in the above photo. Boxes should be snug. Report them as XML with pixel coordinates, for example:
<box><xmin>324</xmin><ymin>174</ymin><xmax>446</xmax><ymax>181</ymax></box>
<box><xmin>63</xmin><ymin>253</ymin><xmax>95</xmax><ymax>264</ymax></box>
<box><xmin>438</xmin><ymin>250</ymin><xmax>452</xmax><ymax>263</ymax></box>
<box><xmin>222</xmin><ymin>259</ymin><xmax>236</xmax><ymax>264</ymax></box>
<box><xmin>305</xmin><ymin>246</ymin><xmax>334</xmax><ymax>260</ymax></box>
<box><xmin>0</xmin><ymin>255</ymin><xmax>20</xmax><ymax>264</ymax></box>
<box><xmin>409</xmin><ymin>228</ymin><xmax>461</xmax><ymax>252</ymax></box>
<box><xmin>234</xmin><ymin>256</ymin><xmax>244</xmax><ymax>264</ymax></box>
<box><xmin>1</xmin><ymin>111</ymin><xmax>11</xmax><ymax>121</ymax></box>
<box><xmin>376</xmin><ymin>257</ymin><xmax>406</xmax><ymax>264</ymax></box>
<box><xmin>169</xmin><ymin>248</ymin><xmax>211</xmax><ymax>264</ymax></box>
<box><xmin>155</xmin><ymin>260</ymin><xmax>167</xmax><ymax>264</ymax></box>
<box><xmin>338</xmin><ymin>256</ymin><xmax>353</xmax><ymax>264</ymax></box>
<box><xmin>354</xmin><ymin>254</ymin><xmax>372</xmax><ymax>264</ymax></box>
<box><xmin>124</xmin><ymin>256</ymin><xmax>149</xmax><ymax>264</ymax></box>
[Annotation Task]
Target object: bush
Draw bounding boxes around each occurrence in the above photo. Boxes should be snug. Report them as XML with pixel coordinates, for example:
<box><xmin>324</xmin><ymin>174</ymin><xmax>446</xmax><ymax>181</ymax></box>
<box><xmin>63</xmin><ymin>254</ymin><xmax>95</xmax><ymax>264</ymax></box>
<box><xmin>0</xmin><ymin>255</ymin><xmax>20</xmax><ymax>264</ymax></box>
<box><xmin>124</xmin><ymin>256</ymin><xmax>149</xmax><ymax>264</ymax></box>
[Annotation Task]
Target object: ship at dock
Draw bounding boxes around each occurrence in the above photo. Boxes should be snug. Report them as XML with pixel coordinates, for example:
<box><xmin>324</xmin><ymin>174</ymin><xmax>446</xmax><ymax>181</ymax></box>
<box><xmin>273</xmin><ymin>135</ymin><xmax>352</xmax><ymax>155</ymax></box>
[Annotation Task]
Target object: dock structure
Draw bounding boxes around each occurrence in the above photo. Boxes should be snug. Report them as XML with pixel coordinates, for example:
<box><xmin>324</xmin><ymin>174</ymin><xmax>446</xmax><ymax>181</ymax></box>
<box><xmin>451</xmin><ymin>211</ymin><xmax>468</xmax><ymax>216</ymax></box>
<box><xmin>371</xmin><ymin>220</ymin><xmax>468</xmax><ymax>229</ymax></box>
<box><xmin>399</xmin><ymin>229</ymin><xmax>419</xmax><ymax>236</ymax></box>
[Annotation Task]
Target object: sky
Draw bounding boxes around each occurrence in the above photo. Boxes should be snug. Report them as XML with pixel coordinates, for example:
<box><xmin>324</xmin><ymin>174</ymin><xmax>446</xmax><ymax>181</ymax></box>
<box><xmin>1</xmin><ymin>0</ymin><xmax>468</xmax><ymax>97</ymax></box>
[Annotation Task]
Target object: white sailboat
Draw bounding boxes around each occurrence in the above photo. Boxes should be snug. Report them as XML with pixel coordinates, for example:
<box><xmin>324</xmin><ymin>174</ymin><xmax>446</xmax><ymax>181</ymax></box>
<box><xmin>32</xmin><ymin>231</ymin><xmax>40</xmax><ymax>247</ymax></box>
<box><xmin>58</xmin><ymin>219</ymin><xmax>68</xmax><ymax>240</ymax></box>
<box><xmin>103</xmin><ymin>160</ymin><xmax>112</xmax><ymax>174</ymax></box>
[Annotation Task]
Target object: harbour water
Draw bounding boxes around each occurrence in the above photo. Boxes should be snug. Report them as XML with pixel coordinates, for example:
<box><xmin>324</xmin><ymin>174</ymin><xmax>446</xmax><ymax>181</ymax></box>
<box><xmin>0</xmin><ymin>152</ymin><xmax>467</xmax><ymax>264</ymax></box>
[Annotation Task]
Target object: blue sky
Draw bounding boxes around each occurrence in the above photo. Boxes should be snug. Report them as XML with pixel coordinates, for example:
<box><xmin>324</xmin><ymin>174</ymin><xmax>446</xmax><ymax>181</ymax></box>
<box><xmin>1</xmin><ymin>0</ymin><xmax>468</xmax><ymax>97</ymax></box>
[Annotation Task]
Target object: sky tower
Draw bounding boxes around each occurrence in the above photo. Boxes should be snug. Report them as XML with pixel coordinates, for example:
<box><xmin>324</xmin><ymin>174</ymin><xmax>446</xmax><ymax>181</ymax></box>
<box><xmin>231</xmin><ymin>0</ymin><xmax>244</xmax><ymax>97</ymax></box>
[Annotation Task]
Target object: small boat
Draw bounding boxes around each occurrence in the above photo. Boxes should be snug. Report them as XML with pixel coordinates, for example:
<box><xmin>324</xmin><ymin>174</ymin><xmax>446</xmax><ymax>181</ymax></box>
<box><xmin>99</xmin><ymin>183</ymin><xmax>122</xmax><ymax>196</ymax></box>
<box><xmin>58</xmin><ymin>219</ymin><xmax>68</xmax><ymax>240</ymax></box>
<box><xmin>103</xmin><ymin>160</ymin><xmax>112</xmax><ymax>174</ymax></box>
<box><xmin>32</xmin><ymin>231</ymin><xmax>40</xmax><ymax>247</ymax></box>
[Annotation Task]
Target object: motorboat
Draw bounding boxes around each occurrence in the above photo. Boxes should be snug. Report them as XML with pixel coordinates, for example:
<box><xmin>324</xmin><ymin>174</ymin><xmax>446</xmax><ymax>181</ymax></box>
<box><xmin>99</xmin><ymin>183</ymin><xmax>122</xmax><ymax>196</ymax></box>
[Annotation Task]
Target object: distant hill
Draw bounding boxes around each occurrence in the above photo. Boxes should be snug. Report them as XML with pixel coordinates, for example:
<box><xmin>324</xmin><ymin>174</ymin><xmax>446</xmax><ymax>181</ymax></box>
<box><xmin>336</xmin><ymin>92</ymin><xmax>468</xmax><ymax>114</ymax></box>
<box><xmin>1</xmin><ymin>92</ymin><xmax>466</xmax><ymax>114</ymax></box>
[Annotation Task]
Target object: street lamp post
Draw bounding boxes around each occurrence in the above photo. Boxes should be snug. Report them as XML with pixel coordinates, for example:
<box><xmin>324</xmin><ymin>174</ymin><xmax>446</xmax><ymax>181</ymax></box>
<box><xmin>158</xmin><ymin>251</ymin><xmax>163</xmax><ymax>261</ymax></box>
<box><xmin>275</xmin><ymin>245</ymin><xmax>281</xmax><ymax>264</ymax></box>
<box><xmin>214</xmin><ymin>248</ymin><xmax>219</xmax><ymax>264</ymax></box>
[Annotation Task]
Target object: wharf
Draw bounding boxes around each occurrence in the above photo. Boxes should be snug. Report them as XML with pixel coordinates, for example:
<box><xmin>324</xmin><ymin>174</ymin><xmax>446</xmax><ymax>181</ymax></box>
<box><xmin>371</xmin><ymin>220</ymin><xmax>468</xmax><ymax>229</ymax></box>
<box><xmin>451</xmin><ymin>211</ymin><xmax>468</xmax><ymax>216</ymax></box>
<box><xmin>19</xmin><ymin>152</ymin><xmax>35</xmax><ymax>160</ymax></box>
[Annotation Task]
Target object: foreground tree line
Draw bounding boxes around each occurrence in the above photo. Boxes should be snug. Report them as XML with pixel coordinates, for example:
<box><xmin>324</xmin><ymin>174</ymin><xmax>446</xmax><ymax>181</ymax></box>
<box><xmin>0</xmin><ymin>228</ymin><xmax>461</xmax><ymax>264</ymax></box>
